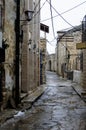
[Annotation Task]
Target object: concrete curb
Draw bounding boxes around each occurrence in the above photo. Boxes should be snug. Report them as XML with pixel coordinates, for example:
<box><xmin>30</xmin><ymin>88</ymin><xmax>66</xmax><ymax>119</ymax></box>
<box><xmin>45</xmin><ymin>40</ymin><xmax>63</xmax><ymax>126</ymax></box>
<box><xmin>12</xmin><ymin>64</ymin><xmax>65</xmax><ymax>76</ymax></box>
<box><xmin>0</xmin><ymin>84</ymin><xmax>47</xmax><ymax>125</ymax></box>
<box><xmin>22</xmin><ymin>84</ymin><xmax>47</xmax><ymax>103</ymax></box>
<box><xmin>71</xmin><ymin>83</ymin><xmax>86</xmax><ymax>103</ymax></box>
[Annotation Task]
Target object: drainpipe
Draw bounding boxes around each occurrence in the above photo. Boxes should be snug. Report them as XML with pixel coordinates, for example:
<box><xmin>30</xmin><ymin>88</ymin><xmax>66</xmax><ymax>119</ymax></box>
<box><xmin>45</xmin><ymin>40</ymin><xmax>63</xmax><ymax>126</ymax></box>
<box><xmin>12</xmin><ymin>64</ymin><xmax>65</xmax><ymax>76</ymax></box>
<box><xmin>15</xmin><ymin>0</ymin><xmax>20</xmax><ymax>106</ymax></box>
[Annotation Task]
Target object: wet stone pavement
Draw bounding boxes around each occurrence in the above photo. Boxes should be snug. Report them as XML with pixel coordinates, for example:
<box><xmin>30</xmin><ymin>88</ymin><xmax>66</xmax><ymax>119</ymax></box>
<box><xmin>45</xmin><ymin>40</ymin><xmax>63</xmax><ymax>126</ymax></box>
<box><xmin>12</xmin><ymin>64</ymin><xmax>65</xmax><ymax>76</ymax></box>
<box><xmin>1</xmin><ymin>71</ymin><xmax>86</xmax><ymax>130</ymax></box>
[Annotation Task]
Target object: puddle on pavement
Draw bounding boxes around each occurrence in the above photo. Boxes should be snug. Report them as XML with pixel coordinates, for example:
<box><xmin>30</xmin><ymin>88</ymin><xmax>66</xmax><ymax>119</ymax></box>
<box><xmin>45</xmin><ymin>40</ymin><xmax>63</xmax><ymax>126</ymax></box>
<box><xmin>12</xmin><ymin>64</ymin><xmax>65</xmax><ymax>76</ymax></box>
<box><xmin>1</xmin><ymin>71</ymin><xmax>86</xmax><ymax>130</ymax></box>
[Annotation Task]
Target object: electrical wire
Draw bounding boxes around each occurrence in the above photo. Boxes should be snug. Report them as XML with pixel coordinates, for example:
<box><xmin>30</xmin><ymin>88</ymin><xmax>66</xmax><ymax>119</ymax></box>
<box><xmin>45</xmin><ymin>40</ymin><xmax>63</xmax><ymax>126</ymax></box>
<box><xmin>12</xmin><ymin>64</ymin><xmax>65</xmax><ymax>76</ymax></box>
<box><xmin>47</xmin><ymin>0</ymin><xmax>86</xmax><ymax>29</ymax></box>
<box><xmin>22</xmin><ymin>0</ymin><xmax>86</xmax><ymax>27</ymax></box>
<box><xmin>41</xmin><ymin>1</ymin><xmax>86</xmax><ymax>22</ymax></box>
<box><xmin>46</xmin><ymin>0</ymin><xmax>77</xmax><ymax>28</ymax></box>
<box><xmin>46</xmin><ymin>0</ymin><xmax>82</xmax><ymax>50</ymax></box>
<box><xmin>57</xmin><ymin>25</ymin><xmax>81</xmax><ymax>43</ymax></box>
<box><xmin>49</xmin><ymin>0</ymin><xmax>56</xmax><ymax>39</ymax></box>
<box><xmin>22</xmin><ymin>0</ymin><xmax>82</xmax><ymax>48</ymax></box>
<box><xmin>21</xmin><ymin>0</ymin><xmax>47</xmax><ymax>27</ymax></box>
<box><xmin>56</xmin><ymin>25</ymin><xmax>82</xmax><ymax>57</ymax></box>
<box><xmin>46</xmin><ymin>25</ymin><xmax>81</xmax><ymax>48</ymax></box>
<box><xmin>34</xmin><ymin>0</ymin><xmax>47</xmax><ymax>18</ymax></box>
<box><xmin>34</xmin><ymin>0</ymin><xmax>41</xmax><ymax>10</ymax></box>
<box><xmin>50</xmin><ymin>37</ymin><xmax>57</xmax><ymax>43</ymax></box>
<box><xmin>47</xmin><ymin>39</ymin><xmax>56</xmax><ymax>46</ymax></box>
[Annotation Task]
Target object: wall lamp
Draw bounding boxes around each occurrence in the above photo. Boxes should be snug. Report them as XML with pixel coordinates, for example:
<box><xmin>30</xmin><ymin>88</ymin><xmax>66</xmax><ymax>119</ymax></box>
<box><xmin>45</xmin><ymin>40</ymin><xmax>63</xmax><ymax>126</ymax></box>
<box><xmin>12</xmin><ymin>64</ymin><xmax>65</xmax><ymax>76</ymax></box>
<box><xmin>25</xmin><ymin>10</ymin><xmax>34</xmax><ymax>21</ymax></box>
<box><xmin>20</xmin><ymin>10</ymin><xmax>34</xmax><ymax>22</ymax></box>
<box><xmin>20</xmin><ymin>10</ymin><xmax>34</xmax><ymax>43</ymax></box>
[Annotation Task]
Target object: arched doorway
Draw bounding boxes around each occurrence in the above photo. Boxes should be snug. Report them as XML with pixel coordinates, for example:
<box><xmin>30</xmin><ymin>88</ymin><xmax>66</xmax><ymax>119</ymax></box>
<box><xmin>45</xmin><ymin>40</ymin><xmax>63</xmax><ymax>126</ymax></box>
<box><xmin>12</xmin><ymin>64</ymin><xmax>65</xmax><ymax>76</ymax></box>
<box><xmin>49</xmin><ymin>60</ymin><xmax>51</xmax><ymax>71</ymax></box>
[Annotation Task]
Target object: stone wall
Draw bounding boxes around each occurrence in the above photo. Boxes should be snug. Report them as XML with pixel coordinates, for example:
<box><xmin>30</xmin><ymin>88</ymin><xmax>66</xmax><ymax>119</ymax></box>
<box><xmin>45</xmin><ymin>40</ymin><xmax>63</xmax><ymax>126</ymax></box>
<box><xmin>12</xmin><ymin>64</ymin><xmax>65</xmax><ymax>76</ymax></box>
<box><xmin>82</xmin><ymin>50</ymin><xmax>86</xmax><ymax>89</ymax></box>
<box><xmin>73</xmin><ymin>70</ymin><xmax>81</xmax><ymax>84</ymax></box>
<box><xmin>4</xmin><ymin>0</ymin><xmax>16</xmax><ymax>91</ymax></box>
<box><xmin>56</xmin><ymin>27</ymin><xmax>82</xmax><ymax>77</ymax></box>
<box><xmin>21</xmin><ymin>0</ymin><xmax>40</xmax><ymax>93</ymax></box>
<box><xmin>0</xmin><ymin>0</ymin><xmax>17</xmax><ymax>109</ymax></box>
<box><xmin>40</xmin><ymin>38</ymin><xmax>46</xmax><ymax>84</ymax></box>
<box><xmin>21</xmin><ymin>25</ymin><xmax>28</xmax><ymax>92</ymax></box>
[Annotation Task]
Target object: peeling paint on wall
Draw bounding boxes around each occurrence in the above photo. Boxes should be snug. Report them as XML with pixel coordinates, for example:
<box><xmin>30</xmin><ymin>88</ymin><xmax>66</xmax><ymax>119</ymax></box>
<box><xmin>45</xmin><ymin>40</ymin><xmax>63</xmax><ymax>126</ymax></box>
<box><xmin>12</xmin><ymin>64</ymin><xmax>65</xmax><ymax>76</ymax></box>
<box><xmin>3</xmin><ymin>0</ymin><xmax>16</xmax><ymax>91</ymax></box>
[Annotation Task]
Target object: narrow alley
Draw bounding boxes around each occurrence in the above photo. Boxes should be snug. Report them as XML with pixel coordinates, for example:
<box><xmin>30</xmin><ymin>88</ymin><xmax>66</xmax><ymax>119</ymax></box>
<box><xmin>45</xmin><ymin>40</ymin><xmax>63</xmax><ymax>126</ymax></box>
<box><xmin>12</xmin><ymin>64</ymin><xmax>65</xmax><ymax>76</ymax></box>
<box><xmin>1</xmin><ymin>71</ymin><xmax>86</xmax><ymax>130</ymax></box>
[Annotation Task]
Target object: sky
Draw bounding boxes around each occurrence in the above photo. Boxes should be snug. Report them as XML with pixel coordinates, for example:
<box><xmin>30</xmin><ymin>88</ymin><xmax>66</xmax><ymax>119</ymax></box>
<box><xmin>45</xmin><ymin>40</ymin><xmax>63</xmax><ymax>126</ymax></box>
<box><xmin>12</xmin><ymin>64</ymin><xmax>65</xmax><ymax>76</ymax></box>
<box><xmin>40</xmin><ymin>0</ymin><xmax>86</xmax><ymax>54</ymax></box>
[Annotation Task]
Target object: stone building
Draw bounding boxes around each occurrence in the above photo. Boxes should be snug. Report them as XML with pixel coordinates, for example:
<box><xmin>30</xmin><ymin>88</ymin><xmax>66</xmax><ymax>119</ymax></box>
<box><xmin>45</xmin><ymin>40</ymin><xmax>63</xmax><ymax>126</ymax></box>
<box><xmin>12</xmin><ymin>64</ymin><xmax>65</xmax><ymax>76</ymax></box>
<box><xmin>0</xmin><ymin>0</ymin><xmax>41</xmax><ymax>110</ymax></box>
<box><xmin>21</xmin><ymin>0</ymin><xmax>40</xmax><ymax>94</ymax></box>
<box><xmin>56</xmin><ymin>17</ymin><xmax>86</xmax><ymax>94</ymax></box>
<box><xmin>82</xmin><ymin>49</ymin><xmax>86</xmax><ymax>90</ymax></box>
<box><xmin>0</xmin><ymin>0</ymin><xmax>17</xmax><ymax>109</ymax></box>
<box><xmin>56</xmin><ymin>25</ymin><xmax>82</xmax><ymax>81</ymax></box>
<box><xmin>76</xmin><ymin>15</ymin><xmax>86</xmax><ymax>91</ymax></box>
